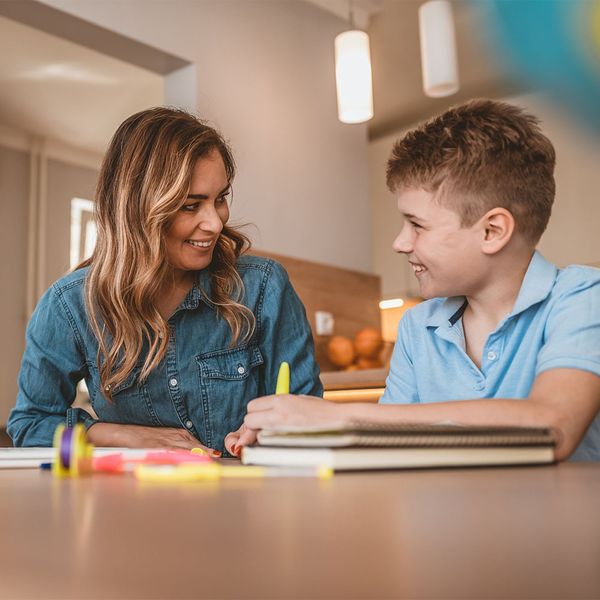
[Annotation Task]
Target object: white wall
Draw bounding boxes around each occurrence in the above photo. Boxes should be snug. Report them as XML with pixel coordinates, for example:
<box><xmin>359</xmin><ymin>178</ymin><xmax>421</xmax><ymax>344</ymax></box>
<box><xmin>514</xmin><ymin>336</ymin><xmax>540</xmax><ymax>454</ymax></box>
<box><xmin>370</xmin><ymin>93</ymin><xmax>600</xmax><ymax>299</ymax></box>
<box><xmin>369</xmin><ymin>128</ymin><xmax>417</xmax><ymax>299</ymax></box>
<box><xmin>39</xmin><ymin>0</ymin><xmax>372</xmax><ymax>272</ymax></box>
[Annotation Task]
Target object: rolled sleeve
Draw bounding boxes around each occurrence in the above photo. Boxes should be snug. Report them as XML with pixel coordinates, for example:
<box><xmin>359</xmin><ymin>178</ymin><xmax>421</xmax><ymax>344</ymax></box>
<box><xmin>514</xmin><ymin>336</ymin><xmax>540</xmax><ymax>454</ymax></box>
<box><xmin>7</xmin><ymin>286</ymin><xmax>95</xmax><ymax>446</ymax></box>
<box><xmin>258</xmin><ymin>261</ymin><xmax>323</xmax><ymax>398</ymax></box>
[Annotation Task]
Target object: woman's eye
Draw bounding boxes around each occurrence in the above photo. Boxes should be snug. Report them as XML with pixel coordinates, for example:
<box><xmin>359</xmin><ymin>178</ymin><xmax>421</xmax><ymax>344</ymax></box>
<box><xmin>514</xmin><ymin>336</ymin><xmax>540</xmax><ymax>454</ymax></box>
<box><xmin>216</xmin><ymin>194</ymin><xmax>230</xmax><ymax>205</ymax></box>
<box><xmin>181</xmin><ymin>202</ymin><xmax>199</xmax><ymax>212</ymax></box>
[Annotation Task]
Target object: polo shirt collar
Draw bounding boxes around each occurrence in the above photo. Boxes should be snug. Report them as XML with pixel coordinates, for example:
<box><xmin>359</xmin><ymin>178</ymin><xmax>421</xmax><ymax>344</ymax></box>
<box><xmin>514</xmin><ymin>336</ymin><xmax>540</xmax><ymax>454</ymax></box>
<box><xmin>425</xmin><ymin>251</ymin><xmax>557</xmax><ymax>328</ymax></box>
<box><xmin>425</xmin><ymin>296</ymin><xmax>468</xmax><ymax>329</ymax></box>
<box><xmin>509</xmin><ymin>251</ymin><xmax>557</xmax><ymax>317</ymax></box>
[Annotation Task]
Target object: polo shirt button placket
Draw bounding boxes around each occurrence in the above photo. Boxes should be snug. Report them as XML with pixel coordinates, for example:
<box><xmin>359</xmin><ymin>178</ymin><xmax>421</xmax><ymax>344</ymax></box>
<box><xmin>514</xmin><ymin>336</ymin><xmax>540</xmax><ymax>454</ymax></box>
<box><xmin>474</xmin><ymin>379</ymin><xmax>485</xmax><ymax>392</ymax></box>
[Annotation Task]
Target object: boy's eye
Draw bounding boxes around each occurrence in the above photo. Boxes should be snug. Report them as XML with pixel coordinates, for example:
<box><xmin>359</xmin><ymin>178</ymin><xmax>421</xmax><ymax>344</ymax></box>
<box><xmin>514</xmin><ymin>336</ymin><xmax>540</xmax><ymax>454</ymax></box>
<box><xmin>410</xmin><ymin>221</ymin><xmax>422</xmax><ymax>229</ymax></box>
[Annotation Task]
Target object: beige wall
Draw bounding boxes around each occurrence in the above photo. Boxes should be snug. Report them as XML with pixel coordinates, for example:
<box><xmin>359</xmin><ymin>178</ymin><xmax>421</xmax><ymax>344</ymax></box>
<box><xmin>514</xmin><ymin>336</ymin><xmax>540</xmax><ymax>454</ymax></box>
<box><xmin>0</xmin><ymin>138</ymin><xmax>99</xmax><ymax>425</ymax></box>
<box><xmin>0</xmin><ymin>146</ymin><xmax>29</xmax><ymax>425</ymax></box>
<box><xmin>39</xmin><ymin>0</ymin><xmax>373</xmax><ymax>273</ymax></box>
<box><xmin>370</xmin><ymin>93</ymin><xmax>600</xmax><ymax>299</ymax></box>
<box><xmin>45</xmin><ymin>159</ymin><xmax>98</xmax><ymax>288</ymax></box>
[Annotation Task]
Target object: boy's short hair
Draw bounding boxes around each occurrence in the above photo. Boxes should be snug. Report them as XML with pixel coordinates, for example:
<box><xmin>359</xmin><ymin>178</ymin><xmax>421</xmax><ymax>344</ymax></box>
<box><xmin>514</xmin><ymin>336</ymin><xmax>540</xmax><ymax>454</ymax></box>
<box><xmin>386</xmin><ymin>99</ymin><xmax>556</xmax><ymax>244</ymax></box>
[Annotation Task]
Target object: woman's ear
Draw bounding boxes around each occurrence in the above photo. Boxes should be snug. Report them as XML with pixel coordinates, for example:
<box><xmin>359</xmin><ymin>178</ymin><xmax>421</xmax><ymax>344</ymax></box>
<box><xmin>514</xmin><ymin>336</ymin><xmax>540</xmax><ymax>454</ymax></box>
<box><xmin>480</xmin><ymin>207</ymin><xmax>515</xmax><ymax>254</ymax></box>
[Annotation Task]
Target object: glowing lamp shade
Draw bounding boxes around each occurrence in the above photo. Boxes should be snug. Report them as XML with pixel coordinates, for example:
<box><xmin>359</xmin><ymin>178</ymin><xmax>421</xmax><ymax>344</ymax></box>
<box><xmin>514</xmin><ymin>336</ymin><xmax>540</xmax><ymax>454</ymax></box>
<box><xmin>418</xmin><ymin>0</ymin><xmax>459</xmax><ymax>98</ymax></box>
<box><xmin>334</xmin><ymin>30</ymin><xmax>374</xmax><ymax>124</ymax></box>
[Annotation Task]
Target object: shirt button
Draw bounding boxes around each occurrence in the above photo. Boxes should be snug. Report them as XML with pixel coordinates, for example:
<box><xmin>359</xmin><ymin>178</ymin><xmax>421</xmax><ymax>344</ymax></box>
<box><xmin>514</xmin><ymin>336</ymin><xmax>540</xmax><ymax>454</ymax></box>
<box><xmin>185</xmin><ymin>420</ymin><xmax>193</xmax><ymax>429</ymax></box>
<box><xmin>487</xmin><ymin>351</ymin><xmax>497</xmax><ymax>361</ymax></box>
<box><xmin>237</xmin><ymin>365</ymin><xmax>246</xmax><ymax>375</ymax></box>
<box><xmin>169</xmin><ymin>378</ymin><xmax>178</xmax><ymax>387</ymax></box>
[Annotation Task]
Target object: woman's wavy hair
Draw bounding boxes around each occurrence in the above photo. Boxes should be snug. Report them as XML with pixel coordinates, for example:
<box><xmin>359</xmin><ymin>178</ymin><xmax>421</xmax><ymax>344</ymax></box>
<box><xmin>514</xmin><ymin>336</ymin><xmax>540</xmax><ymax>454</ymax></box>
<box><xmin>78</xmin><ymin>107</ymin><xmax>255</xmax><ymax>399</ymax></box>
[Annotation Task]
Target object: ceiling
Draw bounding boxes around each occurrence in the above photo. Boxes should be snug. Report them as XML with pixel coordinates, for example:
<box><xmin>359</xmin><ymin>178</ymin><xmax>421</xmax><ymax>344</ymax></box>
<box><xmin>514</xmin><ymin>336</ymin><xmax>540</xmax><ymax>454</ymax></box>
<box><xmin>308</xmin><ymin>0</ymin><xmax>523</xmax><ymax>139</ymax></box>
<box><xmin>0</xmin><ymin>0</ymin><xmax>522</xmax><ymax>153</ymax></box>
<box><xmin>0</xmin><ymin>14</ymin><xmax>163</xmax><ymax>154</ymax></box>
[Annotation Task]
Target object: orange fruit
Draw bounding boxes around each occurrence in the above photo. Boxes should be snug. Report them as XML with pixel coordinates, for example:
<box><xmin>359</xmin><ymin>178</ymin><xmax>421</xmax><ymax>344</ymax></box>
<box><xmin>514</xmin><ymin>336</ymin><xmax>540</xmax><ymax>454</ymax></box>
<box><xmin>327</xmin><ymin>335</ymin><xmax>356</xmax><ymax>368</ymax></box>
<box><xmin>356</xmin><ymin>357</ymin><xmax>383</xmax><ymax>370</ymax></box>
<box><xmin>354</xmin><ymin>327</ymin><xmax>383</xmax><ymax>359</ymax></box>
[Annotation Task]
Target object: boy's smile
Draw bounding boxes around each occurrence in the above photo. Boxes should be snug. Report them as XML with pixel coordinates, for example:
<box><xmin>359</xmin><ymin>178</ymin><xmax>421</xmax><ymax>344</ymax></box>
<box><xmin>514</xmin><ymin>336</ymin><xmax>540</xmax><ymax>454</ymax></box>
<box><xmin>393</xmin><ymin>187</ymin><xmax>484</xmax><ymax>299</ymax></box>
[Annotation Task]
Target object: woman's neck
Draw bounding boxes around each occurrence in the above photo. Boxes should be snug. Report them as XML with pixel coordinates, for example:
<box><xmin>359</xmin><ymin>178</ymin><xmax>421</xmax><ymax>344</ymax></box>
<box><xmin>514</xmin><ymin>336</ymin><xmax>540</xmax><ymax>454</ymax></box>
<box><xmin>156</xmin><ymin>270</ymin><xmax>196</xmax><ymax>320</ymax></box>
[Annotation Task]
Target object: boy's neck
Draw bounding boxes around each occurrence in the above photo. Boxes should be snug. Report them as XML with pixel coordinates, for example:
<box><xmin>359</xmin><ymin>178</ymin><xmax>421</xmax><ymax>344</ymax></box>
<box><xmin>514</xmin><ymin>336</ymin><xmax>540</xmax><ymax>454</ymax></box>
<box><xmin>464</xmin><ymin>248</ymin><xmax>535</xmax><ymax>328</ymax></box>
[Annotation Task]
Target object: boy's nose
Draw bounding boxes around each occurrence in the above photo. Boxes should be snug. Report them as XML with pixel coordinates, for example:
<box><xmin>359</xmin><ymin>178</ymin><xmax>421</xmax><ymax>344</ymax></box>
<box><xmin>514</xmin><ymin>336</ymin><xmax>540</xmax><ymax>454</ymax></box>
<box><xmin>392</xmin><ymin>230</ymin><xmax>413</xmax><ymax>254</ymax></box>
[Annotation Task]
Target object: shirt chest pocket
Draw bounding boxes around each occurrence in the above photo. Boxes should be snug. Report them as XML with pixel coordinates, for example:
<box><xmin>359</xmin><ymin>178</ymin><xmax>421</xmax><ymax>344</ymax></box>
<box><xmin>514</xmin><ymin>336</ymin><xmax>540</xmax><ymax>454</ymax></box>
<box><xmin>194</xmin><ymin>345</ymin><xmax>264</xmax><ymax>451</ymax></box>
<box><xmin>196</xmin><ymin>345</ymin><xmax>264</xmax><ymax>382</ymax></box>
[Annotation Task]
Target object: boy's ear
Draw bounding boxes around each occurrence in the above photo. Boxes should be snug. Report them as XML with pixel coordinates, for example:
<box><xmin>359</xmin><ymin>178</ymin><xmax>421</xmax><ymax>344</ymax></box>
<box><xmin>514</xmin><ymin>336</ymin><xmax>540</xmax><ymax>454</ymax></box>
<box><xmin>480</xmin><ymin>207</ymin><xmax>515</xmax><ymax>254</ymax></box>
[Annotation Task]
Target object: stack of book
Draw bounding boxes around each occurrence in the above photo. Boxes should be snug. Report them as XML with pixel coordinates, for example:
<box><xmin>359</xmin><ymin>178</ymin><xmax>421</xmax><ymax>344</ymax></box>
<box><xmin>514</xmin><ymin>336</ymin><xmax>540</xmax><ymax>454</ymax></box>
<box><xmin>241</xmin><ymin>422</ymin><xmax>556</xmax><ymax>470</ymax></box>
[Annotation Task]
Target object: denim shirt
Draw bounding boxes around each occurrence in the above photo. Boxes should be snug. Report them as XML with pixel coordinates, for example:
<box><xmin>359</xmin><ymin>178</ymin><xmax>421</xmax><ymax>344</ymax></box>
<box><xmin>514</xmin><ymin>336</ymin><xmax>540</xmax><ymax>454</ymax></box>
<box><xmin>8</xmin><ymin>256</ymin><xmax>322</xmax><ymax>450</ymax></box>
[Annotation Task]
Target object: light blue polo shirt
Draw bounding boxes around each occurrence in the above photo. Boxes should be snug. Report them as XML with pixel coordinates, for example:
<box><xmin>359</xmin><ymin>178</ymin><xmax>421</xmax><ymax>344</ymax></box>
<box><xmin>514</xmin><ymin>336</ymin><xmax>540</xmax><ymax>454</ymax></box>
<box><xmin>380</xmin><ymin>252</ymin><xmax>600</xmax><ymax>460</ymax></box>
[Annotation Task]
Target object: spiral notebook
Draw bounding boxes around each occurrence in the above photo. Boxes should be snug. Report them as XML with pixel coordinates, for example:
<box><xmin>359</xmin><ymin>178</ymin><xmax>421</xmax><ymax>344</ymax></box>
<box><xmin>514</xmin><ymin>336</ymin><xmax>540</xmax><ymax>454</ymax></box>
<box><xmin>241</xmin><ymin>422</ymin><xmax>556</xmax><ymax>470</ymax></box>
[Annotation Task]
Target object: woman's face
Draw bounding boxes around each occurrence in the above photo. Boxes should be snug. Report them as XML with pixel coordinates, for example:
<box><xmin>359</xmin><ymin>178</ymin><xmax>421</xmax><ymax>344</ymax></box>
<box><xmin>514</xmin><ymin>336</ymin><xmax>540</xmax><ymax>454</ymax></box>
<box><xmin>165</xmin><ymin>150</ymin><xmax>230</xmax><ymax>276</ymax></box>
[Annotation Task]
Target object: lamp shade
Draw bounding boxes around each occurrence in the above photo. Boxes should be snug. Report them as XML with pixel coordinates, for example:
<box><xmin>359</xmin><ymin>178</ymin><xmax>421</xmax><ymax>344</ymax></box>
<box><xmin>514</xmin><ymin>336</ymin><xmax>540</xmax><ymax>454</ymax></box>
<box><xmin>334</xmin><ymin>29</ymin><xmax>374</xmax><ymax>124</ymax></box>
<box><xmin>418</xmin><ymin>0</ymin><xmax>459</xmax><ymax>98</ymax></box>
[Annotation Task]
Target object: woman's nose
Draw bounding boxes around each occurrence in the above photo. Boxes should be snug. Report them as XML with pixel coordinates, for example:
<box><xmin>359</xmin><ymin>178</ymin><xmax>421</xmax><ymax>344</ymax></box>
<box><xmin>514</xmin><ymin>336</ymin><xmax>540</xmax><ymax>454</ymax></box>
<box><xmin>196</xmin><ymin>205</ymin><xmax>223</xmax><ymax>232</ymax></box>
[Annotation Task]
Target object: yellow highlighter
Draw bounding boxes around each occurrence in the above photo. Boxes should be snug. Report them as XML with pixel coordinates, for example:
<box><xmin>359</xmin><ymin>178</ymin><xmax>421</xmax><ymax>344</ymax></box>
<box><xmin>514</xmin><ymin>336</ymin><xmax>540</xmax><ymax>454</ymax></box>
<box><xmin>275</xmin><ymin>361</ymin><xmax>290</xmax><ymax>395</ymax></box>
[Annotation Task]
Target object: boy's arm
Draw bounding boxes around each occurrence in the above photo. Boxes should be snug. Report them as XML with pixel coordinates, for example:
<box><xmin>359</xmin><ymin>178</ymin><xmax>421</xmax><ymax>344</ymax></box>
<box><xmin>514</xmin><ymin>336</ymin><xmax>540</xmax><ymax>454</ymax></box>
<box><xmin>241</xmin><ymin>368</ymin><xmax>600</xmax><ymax>461</ymax></box>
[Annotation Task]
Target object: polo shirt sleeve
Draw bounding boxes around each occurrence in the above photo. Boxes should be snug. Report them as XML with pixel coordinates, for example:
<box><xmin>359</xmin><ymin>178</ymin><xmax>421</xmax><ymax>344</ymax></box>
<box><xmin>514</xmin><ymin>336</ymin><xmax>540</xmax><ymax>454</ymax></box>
<box><xmin>536</xmin><ymin>274</ymin><xmax>600</xmax><ymax>377</ymax></box>
<box><xmin>379</xmin><ymin>309</ymin><xmax>420</xmax><ymax>404</ymax></box>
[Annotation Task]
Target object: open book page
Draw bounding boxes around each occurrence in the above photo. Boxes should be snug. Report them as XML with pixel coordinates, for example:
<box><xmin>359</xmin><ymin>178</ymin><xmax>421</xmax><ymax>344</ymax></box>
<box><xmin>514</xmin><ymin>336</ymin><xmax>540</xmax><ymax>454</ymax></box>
<box><xmin>0</xmin><ymin>447</ymin><xmax>158</xmax><ymax>469</ymax></box>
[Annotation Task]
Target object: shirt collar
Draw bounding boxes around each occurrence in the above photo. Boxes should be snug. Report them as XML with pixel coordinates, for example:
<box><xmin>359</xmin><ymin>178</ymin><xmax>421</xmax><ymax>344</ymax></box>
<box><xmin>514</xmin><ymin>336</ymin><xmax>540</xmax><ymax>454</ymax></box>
<box><xmin>425</xmin><ymin>296</ymin><xmax>468</xmax><ymax>329</ymax></box>
<box><xmin>179</xmin><ymin>269</ymin><xmax>215</xmax><ymax>312</ymax></box>
<box><xmin>509</xmin><ymin>251</ymin><xmax>557</xmax><ymax>317</ymax></box>
<box><xmin>424</xmin><ymin>251</ymin><xmax>557</xmax><ymax>328</ymax></box>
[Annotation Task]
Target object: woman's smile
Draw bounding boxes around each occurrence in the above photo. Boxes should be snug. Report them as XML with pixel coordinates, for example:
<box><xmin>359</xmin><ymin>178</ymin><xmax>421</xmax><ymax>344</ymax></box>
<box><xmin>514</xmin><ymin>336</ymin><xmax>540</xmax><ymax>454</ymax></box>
<box><xmin>185</xmin><ymin>238</ymin><xmax>214</xmax><ymax>249</ymax></box>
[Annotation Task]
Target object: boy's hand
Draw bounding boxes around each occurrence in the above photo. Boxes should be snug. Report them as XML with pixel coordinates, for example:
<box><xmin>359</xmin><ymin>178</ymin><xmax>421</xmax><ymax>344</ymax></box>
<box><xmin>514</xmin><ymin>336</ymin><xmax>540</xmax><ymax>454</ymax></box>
<box><xmin>241</xmin><ymin>394</ymin><xmax>350</xmax><ymax>439</ymax></box>
<box><xmin>87</xmin><ymin>423</ymin><xmax>221</xmax><ymax>456</ymax></box>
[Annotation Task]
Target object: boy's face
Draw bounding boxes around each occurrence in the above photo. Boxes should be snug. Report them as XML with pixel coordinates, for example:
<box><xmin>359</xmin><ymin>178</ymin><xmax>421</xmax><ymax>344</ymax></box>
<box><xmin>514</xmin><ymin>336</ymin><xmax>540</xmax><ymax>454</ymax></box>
<box><xmin>393</xmin><ymin>187</ymin><xmax>485</xmax><ymax>299</ymax></box>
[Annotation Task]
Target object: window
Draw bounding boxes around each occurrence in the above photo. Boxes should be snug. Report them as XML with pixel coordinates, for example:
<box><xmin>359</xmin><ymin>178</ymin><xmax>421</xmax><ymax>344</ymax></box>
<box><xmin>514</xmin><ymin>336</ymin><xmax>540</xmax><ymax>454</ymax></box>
<box><xmin>70</xmin><ymin>198</ymin><xmax>96</xmax><ymax>269</ymax></box>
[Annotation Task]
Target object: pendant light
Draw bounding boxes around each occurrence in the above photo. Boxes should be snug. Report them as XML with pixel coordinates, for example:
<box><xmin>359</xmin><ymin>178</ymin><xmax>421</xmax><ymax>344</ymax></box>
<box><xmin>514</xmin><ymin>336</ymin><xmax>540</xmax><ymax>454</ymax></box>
<box><xmin>334</xmin><ymin>1</ymin><xmax>374</xmax><ymax>124</ymax></box>
<box><xmin>418</xmin><ymin>0</ymin><xmax>459</xmax><ymax>97</ymax></box>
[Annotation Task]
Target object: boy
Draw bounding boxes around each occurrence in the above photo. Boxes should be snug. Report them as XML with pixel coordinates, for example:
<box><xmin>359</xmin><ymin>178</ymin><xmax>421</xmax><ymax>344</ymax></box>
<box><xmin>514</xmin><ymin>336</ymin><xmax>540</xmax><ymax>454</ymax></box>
<box><xmin>231</xmin><ymin>99</ymin><xmax>600</xmax><ymax>461</ymax></box>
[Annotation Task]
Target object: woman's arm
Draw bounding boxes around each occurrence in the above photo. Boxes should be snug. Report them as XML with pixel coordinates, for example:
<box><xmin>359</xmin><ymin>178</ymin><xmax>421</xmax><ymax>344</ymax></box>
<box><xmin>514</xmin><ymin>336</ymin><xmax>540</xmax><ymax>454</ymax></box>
<box><xmin>225</xmin><ymin>260</ymin><xmax>322</xmax><ymax>456</ymax></box>
<box><xmin>7</xmin><ymin>286</ymin><xmax>91</xmax><ymax>446</ymax></box>
<box><xmin>258</xmin><ymin>260</ymin><xmax>322</xmax><ymax>397</ymax></box>
<box><xmin>87</xmin><ymin>422</ymin><xmax>220</xmax><ymax>454</ymax></box>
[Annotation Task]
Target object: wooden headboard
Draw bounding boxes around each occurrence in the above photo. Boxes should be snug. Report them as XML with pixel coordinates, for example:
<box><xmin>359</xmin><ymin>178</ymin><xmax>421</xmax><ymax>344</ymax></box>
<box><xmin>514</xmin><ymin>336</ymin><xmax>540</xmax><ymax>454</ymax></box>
<box><xmin>250</xmin><ymin>249</ymin><xmax>382</xmax><ymax>371</ymax></box>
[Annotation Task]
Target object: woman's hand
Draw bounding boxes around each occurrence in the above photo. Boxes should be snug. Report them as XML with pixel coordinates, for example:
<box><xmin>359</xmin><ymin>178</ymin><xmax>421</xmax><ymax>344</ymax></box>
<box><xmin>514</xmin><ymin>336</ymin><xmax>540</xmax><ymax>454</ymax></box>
<box><xmin>224</xmin><ymin>424</ymin><xmax>257</xmax><ymax>457</ymax></box>
<box><xmin>86</xmin><ymin>423</ymin><xmax>221</xmax><ymax>456</ymax></box>
<box><xmin>237</xmin><ymin>394</ymin><xmax>351</xmax><ymax>449</ymax></box>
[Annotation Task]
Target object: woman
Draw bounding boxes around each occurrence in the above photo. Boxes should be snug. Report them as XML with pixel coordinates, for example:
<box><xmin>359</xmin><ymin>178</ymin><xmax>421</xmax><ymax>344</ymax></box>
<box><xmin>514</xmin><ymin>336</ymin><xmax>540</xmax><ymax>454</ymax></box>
<box><xmin>8</xmin><ymin>107</ymin><xmax>322</xmax><ymax>455</ymax></box>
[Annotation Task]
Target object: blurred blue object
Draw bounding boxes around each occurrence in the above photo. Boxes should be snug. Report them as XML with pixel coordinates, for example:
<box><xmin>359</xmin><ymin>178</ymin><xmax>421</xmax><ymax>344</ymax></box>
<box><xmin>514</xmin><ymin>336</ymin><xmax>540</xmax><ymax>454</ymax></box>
<box><xmin>486</xmin><ymin>0</ymin><xmax>600</xmax><ymax>132</ymax></box>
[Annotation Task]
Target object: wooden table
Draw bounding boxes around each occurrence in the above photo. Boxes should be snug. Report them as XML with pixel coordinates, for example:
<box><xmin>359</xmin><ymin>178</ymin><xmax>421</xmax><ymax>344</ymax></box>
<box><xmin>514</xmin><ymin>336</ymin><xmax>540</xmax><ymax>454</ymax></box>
<box><xmin>1</xmin><ymin>462</ymin><xmax>599</xmax><ymax>599</ymax></box>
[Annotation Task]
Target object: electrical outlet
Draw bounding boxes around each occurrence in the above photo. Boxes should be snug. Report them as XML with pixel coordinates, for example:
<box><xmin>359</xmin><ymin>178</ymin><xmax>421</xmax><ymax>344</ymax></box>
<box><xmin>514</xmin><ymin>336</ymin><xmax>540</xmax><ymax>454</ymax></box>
<box><xmin>315</xmin><ymin>311</ymin><xmax>334</xmax><ymax>336</ymax></box>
